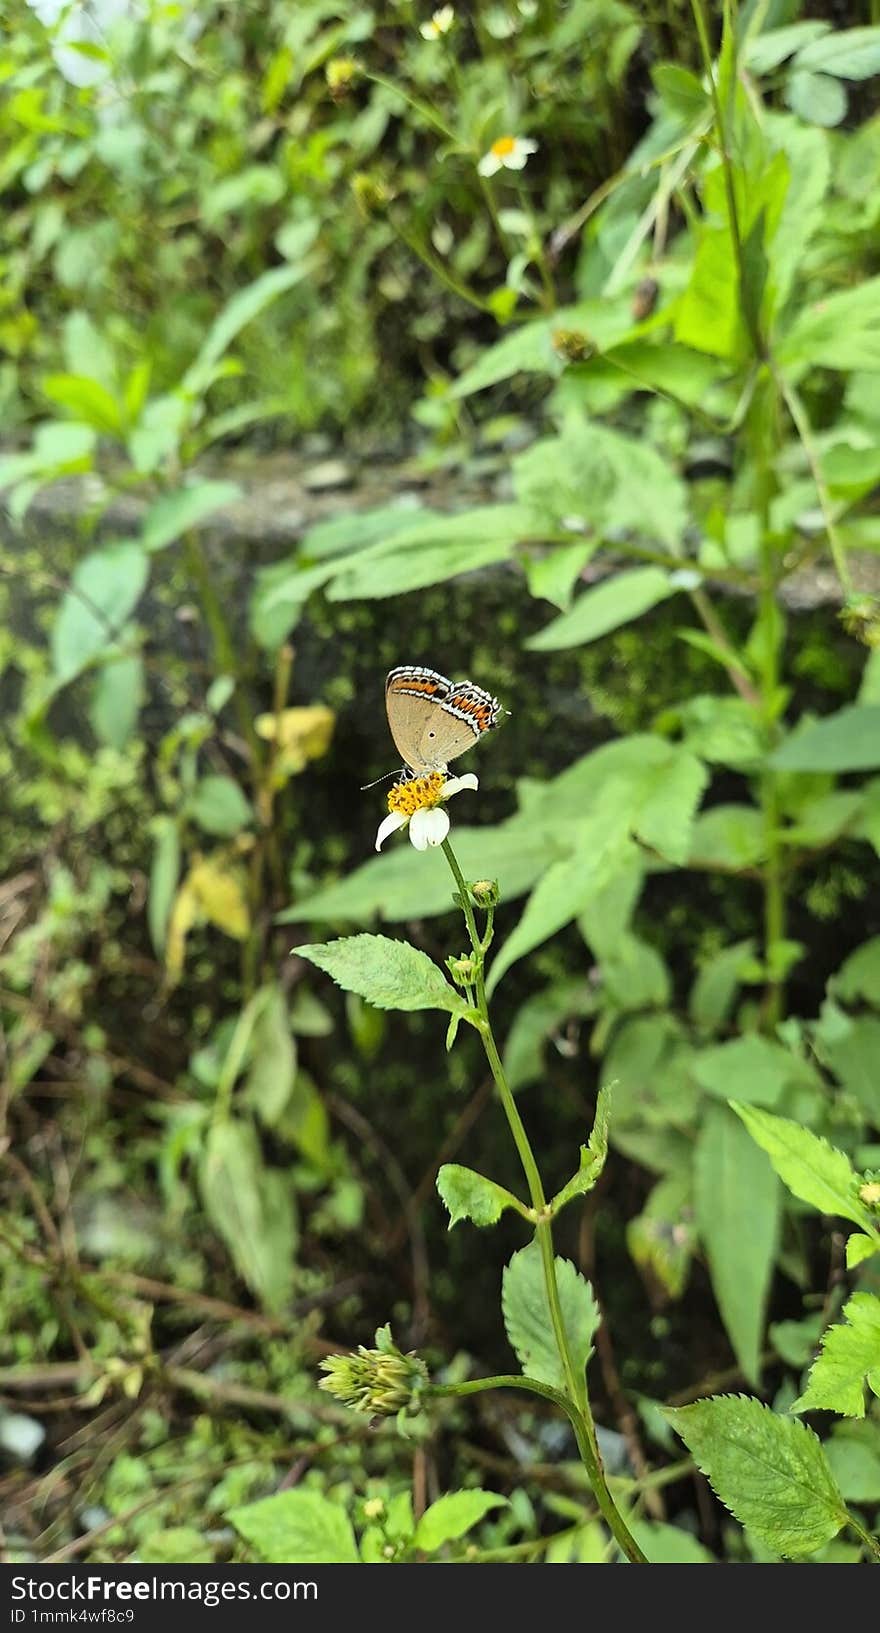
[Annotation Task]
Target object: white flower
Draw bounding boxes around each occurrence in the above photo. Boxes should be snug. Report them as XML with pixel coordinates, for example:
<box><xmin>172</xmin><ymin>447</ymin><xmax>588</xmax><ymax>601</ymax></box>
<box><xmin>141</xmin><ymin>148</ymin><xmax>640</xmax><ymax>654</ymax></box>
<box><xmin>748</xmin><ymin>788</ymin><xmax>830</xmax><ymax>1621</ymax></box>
<box><xmin>420</xmin><ymin>6</ymin><xmax>454</xmax><ymax>38</ymax></box>
<box><xmin>477</xmin><ymin>135</ymin><xmax>538</xmax><ymax>178</ymax></box>
<box><xmin>375</xmin><ymin>773</ymin><xmax>478</xmax><ymax>851</ymax></box>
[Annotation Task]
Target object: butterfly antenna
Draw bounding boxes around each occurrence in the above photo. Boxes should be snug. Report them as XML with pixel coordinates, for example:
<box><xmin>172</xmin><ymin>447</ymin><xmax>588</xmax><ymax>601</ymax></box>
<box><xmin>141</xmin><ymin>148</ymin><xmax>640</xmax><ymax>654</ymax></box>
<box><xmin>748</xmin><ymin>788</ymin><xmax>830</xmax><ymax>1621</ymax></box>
<box><xmin>360</xmin><ymin>768</ymin><xmax>402</xmax><ymax>791</ymax></box>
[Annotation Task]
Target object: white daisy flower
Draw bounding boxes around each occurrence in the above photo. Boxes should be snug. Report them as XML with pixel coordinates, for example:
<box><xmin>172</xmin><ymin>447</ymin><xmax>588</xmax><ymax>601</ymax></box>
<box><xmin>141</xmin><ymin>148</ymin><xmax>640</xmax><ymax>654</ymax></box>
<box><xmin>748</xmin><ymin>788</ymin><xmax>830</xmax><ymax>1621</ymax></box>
<box><xmin>477</xmin><ymin>135</ymin><xmax>538</xmax><ymax>177</ymax></box>
<box><xmin>420</xmin><ymin>6</ymin><xmax>455</xmax><ymax>39</ymax></box>
<box><xmin>374</xmin><ymin>771</ymin><xmax>478</xmax><ymax>851</ymax></box>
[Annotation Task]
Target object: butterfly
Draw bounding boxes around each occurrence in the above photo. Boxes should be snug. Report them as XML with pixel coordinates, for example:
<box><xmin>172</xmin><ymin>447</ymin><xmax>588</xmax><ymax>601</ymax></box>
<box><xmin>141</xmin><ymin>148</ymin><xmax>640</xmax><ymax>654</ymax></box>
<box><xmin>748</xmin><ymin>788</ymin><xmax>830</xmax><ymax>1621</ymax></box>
<box><xmin>385</xmin><ymin>665</ymin><xmax>502</xmax><ymax>776</ymax></box>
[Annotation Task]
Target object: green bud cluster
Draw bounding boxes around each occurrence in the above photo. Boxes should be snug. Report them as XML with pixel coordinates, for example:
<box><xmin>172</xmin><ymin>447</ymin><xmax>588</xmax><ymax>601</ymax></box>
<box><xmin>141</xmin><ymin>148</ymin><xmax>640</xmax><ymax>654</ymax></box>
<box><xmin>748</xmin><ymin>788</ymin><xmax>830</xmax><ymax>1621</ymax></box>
<box><xmin>318</xmin><ymin>1324</ymin><xmax>428</xmax><ymax>1418</ymax></box>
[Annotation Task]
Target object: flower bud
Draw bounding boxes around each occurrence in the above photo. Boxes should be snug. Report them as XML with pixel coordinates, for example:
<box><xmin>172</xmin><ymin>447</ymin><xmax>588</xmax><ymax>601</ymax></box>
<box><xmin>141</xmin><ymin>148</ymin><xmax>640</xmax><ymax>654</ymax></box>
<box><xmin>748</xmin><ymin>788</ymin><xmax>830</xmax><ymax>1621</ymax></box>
<box><xmin>326</xmin><ymin>57</ymin><xmax>361</xmax><ymax>100</ymax></box>
<box><xmin>859</xmin><ymin>1178</ymin><xmax>880</xmax><ymax>1208</ymax></box>
<box><xmin>447</xmin><ymin>952</ymin><xmax>478</xmax><ymax>985</ymax></box>
<box><xmin>351</xmin><ymin>172</ymin><xmax>393</xmax><ymax>220</ymax></box>
<box><xmin>318</xmin><ymin>1324</ymin><xmax>428</xmax><ymax>1419</ymax></box>
<box><xmin>840</xmin><ymin>595</ymin><xmax>880</xmax><ymax>648</ymax></box>
<box><xmin>551</xmin><ymin>328</ymin><xmax>594</xmax><ymax>364</ymax></box>
<box><xmin>471</xmin><ymin>879</ymin><xmax>500</xmax><ymax>908</ymax></box>
<box><xmin>632</xmin><ymin>276</ymin><xmax>660</xmax><ymax>320</ymax></box>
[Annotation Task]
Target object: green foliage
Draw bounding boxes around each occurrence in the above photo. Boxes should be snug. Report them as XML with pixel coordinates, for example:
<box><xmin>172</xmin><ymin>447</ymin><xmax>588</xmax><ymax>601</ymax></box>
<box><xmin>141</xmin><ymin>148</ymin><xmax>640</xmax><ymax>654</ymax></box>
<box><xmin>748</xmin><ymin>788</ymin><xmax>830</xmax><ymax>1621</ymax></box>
<box><xmin>793</xmin><ymin>1294</ymin><xmax>880</xmax><ymax>1419</ymax></box>
<box><xmin>665</xmin><ymin>1396</ymin><xmax>848</xmax><ymax>1559</ymax></box>
<box><xmin>295</xmin><ymin>935</ymin><xmax>468</xmax><ymax>1017</ymax></box>
<box><xmin>731</xmin><ymin>1105</ymin><xmax>874</xmax><ymax>1231</ymax></box>
<box><xmin>413</xmin><ymin>1491</ymin><xmax>508</xmax><ymax>1552</ymax></box>
<box><xmin>502</xmin><ymin>1239</ymin><xmax>599</xmax><ymax>1392</ymax></box>
<box><xmin>198</xmin><ymin>1119</ymin><xmax>297</xmax><ymax>1312</ymax></box>
<box><xmin>695</xmin><ymin>1106</ymin><xmax>780</xmax><ymax>1385</ymax></box>
<box><xmin>228</xmin><ymin>1489</ymin><xmax>359</xmax><ymax>1564</ymax></box>
<box><xmin>436</xmin><ymin>1165</ymin><xmax>526</xmax><ymax>1230</ymax></box>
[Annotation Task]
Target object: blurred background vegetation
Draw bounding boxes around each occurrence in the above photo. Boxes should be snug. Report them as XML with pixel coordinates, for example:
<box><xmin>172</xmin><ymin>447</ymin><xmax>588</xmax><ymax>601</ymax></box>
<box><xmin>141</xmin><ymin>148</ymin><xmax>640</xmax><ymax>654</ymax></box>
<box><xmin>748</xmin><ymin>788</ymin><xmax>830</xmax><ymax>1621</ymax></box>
<box><xmin>2</xmin><ymin>0</ymin><xmax>880</xmax><ymax>1566</ymax></box>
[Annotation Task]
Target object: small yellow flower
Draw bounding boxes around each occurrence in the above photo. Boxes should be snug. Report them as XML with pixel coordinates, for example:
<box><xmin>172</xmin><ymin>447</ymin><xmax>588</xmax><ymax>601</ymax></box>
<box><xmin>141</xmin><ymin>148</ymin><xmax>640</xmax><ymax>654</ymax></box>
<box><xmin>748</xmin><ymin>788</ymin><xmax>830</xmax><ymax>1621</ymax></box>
<box><xmin>478</xmin><ymin>135</ymin><xmax>538</xmax><ymax>177</ymax></box>
<box><xmin>859</xmin><ymin>1180</ymin><xmax>880</xmax><ymax>1207</ymax></box>
<box><xmin>374</xmin><ymin>771</ymin><xmax>478</xmax><ymax>851</ymax></box>
<box><xmin>420</xmin><ymin>5</ymin><xmax>455</xmax><ymax>38</ymax></box>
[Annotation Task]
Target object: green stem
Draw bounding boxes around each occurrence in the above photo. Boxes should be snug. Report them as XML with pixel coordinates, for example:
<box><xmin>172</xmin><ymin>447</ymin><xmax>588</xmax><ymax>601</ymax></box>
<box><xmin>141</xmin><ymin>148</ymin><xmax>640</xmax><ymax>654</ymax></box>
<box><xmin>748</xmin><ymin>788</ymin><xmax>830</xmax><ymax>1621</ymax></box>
<box><xmin>845</xmin><ymin>1511</ymin><xmax>880</xmax><ymax>1563</ymax></box>
<box><xmin>773</xmin><ymin>366</ymin><xmax>853</xmax><ymax>599</ymax></box>
<box><xmin>431</xmin><ymin>1374</ymin><xmax>647</xmax><ymax>1563</ymax></box>
<box><xmin>440</xmin><ymin>839</ymin><xmax>647</xmax><ymax>1565</ymax></box>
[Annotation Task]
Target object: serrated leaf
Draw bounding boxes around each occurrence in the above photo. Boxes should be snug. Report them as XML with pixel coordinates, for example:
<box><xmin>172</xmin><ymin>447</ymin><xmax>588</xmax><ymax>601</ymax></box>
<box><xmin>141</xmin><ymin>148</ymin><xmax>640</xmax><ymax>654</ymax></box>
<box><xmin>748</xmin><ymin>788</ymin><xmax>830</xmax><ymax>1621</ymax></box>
<box><xmin>846</xmin><ymin>1233</ymin><xmax>880</xmax><ymax>1270</ymax></box>
<box><xmin>731</xmin><ymin>1103</ymin><xmax>872</xmax><ymax>1229</ymax></box>
<box><xmin>295</xmin><ymin>935</ymin><xmax>467</xmax><ymax>1016</ymax></box>
<box><xmin>793</xmin><ymin>1293</ymin><xmax>880</xmax><ymax>1418</ymax></box>
<box><xmin>228</xmin><ymin>1489</ymin><xmax>358</xmax><ymax>1564</ymax></box>
<box><xmin>436</xmin><ymin>1164</ymin><xmax>525</xmax><ymax>1230</ymax></box>
<box><xmin>695</xmin><ymin>1105</ymin><xmax>780</xmax><ymax>1385</ymax></box>
<box><xmin>550</xmin><ymin>1085</ymin><xmax>611</xmax><ymax>1216</ymax></box>
<box><xmin>502</xmin><ymin>1238</ymin><xmax>599</xmax><ymax>1392</ymax></box>
<box><xmin>665</xmin><ymin>1396</ymin><xmax>847</xmax><ymax>1558</ymax></box>
<box><xmin>413</xmin><ymin>1490</ymin><xmax>508</xmax><ymax>1552</ymax></box>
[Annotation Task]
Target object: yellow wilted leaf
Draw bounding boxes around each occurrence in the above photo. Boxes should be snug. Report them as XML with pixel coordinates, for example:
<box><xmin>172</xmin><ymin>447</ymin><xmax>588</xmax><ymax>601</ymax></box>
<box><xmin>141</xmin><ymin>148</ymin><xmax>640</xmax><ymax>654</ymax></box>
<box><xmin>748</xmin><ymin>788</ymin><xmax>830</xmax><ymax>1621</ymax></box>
<box><xmin>165</xmin><ymin>875</ymin><xmax>199</xmax><ymax>985</ymax></box>
<box><xmin>255</xmin><ymin>704</ymin><xmax>335</xmax><ymax>778</ymax></box>
<box><xmin>189</xmin><ymin>856</ymin><xmax>250</xmax><ymax>940</ymax></box>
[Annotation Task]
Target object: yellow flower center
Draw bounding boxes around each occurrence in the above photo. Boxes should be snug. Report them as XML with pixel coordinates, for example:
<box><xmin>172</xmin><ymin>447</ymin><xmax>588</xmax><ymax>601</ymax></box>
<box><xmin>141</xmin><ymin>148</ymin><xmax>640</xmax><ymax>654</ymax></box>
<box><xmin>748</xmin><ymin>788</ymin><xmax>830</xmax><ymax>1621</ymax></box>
<box><xmin>387</xmin><ymin>772</ymin><xmax>445</xmax><ymax>816</ymax></box>
<box><xmin>491</xmin><ymin>135</ymin><xmax>517</xmax><ymax>158</ymax></box>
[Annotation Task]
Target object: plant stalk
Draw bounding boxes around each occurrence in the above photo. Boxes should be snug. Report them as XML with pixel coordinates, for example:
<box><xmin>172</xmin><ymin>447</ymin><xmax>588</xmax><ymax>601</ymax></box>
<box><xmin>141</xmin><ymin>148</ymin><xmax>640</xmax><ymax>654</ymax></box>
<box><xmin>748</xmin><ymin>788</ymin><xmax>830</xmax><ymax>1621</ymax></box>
<box><xmin>441</xmin><ymin>838</ymin><xmax>647</xmax><ymax>1564</ymax></box>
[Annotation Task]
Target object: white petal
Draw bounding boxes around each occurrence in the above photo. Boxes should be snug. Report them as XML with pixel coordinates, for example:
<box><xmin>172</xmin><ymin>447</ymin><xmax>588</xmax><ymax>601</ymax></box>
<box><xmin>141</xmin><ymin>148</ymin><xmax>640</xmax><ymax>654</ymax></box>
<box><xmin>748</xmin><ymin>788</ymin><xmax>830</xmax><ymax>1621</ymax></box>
<box><xmin>409</xmin><ymin>806</ymin><xmax>450</xmax><ymax>849</ymax></box>
<box><xmin>375</xmin><ymin>812</ymin><xmax>407</xmax><ymax>851</ymax></box>
<box><xmin>478</xmin><ymin>154</ymin><xmax>501</xmax><ymax>177</ymax></box>
<box><xmin>520</xmin><ymin>139</ymin><xmax>538</xmax><ymax>154</ymax></box>
<box><xmin>503</xmin><ymin>152</ymin><xmax>529</xmax><ymax>170</ymax></box>
<box><xmin>441</xmin><ymin>773</ymin><xmax>479</xmax><ymax>801</ymax></box>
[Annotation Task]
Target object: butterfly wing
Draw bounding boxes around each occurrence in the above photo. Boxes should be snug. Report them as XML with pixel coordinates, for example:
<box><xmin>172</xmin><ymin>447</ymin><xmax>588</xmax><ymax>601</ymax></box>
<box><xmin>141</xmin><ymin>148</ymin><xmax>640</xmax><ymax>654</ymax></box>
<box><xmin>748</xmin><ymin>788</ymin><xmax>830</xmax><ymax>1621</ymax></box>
<box><xmin>385</xmin><ymin>667</ymin><xmax>452</xmax><ymax>772</ymax></box>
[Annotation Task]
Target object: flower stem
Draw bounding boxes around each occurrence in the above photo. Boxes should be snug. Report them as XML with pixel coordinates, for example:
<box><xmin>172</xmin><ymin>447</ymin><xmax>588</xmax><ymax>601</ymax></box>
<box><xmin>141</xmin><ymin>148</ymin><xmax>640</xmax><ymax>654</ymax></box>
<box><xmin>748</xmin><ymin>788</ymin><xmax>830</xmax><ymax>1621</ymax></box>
<box><xmin>440</xmin><ymin>838</ymin><xmax>647</xmax><ymax>1565</ymax></box>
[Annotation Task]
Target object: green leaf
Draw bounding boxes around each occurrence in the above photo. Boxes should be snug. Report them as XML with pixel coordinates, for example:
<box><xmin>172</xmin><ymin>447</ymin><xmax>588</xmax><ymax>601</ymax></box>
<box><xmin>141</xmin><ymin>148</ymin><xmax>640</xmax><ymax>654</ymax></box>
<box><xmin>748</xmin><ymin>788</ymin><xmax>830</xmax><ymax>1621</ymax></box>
<box><xmin>784</xmin><ymin>70</ymin><xmax>847</xmax><ymax>128</ymax></box>
<box><xmin>689</xmin><ymin>938</ymin><xmax>756</xmax><ymax>1033</ymax></box>
<box><xmin>413</xmin><ymin>1491</ymin><xmax>508</xmax><ymax>1552</ymax></box>
<box><xmin>695</xmin><ymin>1105</ymin><xmax>780</xmax><ymax>1386</ymax></box>
<box><xmin>824</xmin><ymin>1426</ymin><xmax>880</xmax><ymax>1503</ymax></box>
<box><xmin>502</xmin><ymin>1238</ymin><xmax>599</xmax><ymax>1392</ymax></box>
<box><xmin>148</xmin><ymin>817</ymin><xmax>180</xmax><ymax>958</ymax></box>
<box><xmin>664</xmin><ymin>1396</ymin><xmax>847</xmax><ymax>1558</ymax></box>
<box><xmin>731</xmin><ymin>1103</ymin><xmax>872</xmax><ymax>1229</ymax></box>
<box><xmin>772</xmin><ymin>705</ymin><xmax>880</xmax><ymax>771</ymax></box>
<box><xmin>185</xmin><ymin>265</ymin><xmax>308</xmax><ymax>395</ymax></box>
<box><xmin>524</xmin><ymin>540</ymin><xmax>595</xmax><ymax>611</ymax></box>
<box><xmin>687</xmin><ymin>804</ymin><xmax>766</xmax><ymax>869</ymax></box>
<box><xmin>199</xmin><ymin>1119</ymin><xmax>296</xmax><ymax>1311</ymax></box>
<box><xmin>502</xmin><ymin>979</ymin><xmax>595</xmax><ymax>1093</ymax></box>
<box><xmin>228</xmin><ymin>1489</ymin><xmax>358</xmax><ymax>1564</ymax></box>
<box><xmin>793</xmin><ymin>1294</ymin><xmax>880</xmax><ymax>1418</ymax></box>
<box><xmin>694</xmin><ymin>1035</ymin><xmax>808</xmax><ymax>1108</ymax></box>
<box><xmin>847</xmin><ymin>1233</ymin><xmax>880</xmax><ymax>1269</ymax></box>
<box><xmin>436</xmin><ymin>1164</ymin><xmax>525</xmax><ymax>1230</ymax></box>
<box><xmin>42</xmin><ymin>372</ymin><xmax>123</xmax><ymax>434</ymax></box>
<box><xmin>295</xmin><ymin>934</ymin><xmax>467</xmax><ymax>1017</ymax></box>
<box><xmin>550</xmin><ymin>1085</ymin><xmax>612</xmax><ymax>1216</ymax></box>
<box><xmin>796</xmin><ymin>1293</ymin><xmax>880</xmax><ymax>1423</ymax></box>
<box><xmin>136</xmin><ymin>1527</ymin><xmax>212</xmax><ymax>1564</ymax></box>
<box><xmin>89</xmin><ymin>649</ymin><xmax>143</xmax><ymax>749</ymax></box>
<box><xmin>795</xmin><ymin>26</ymin><xmax>880</xmax><ymax>80</ymax></box>
<box><xmin>142</xmin><ymin>481</ymin><xmax>242</xmax><ymax>553</ymax></box>
<box><xmin>651</xmin><ymin>62</ymin><xmax>707</xmax><ymax>121</ymax></box>
<box><xmin>450</xmin><ymin>300</ymin><xmax>633</xmax><ymax>398</ymax></box>
<box><xmin>51</xmin><ymin>543</ymin><xmax>148</xmax><ymax>683</ymax></box>
<box><xmin>280</xmin><ymin>819</ymin><xmax>548</xmax><ymax>925</ymax></box>
<box><xmin>821</xmin><ymin>1016</ymin><xmax>880</xmax><ymax>1119</ymax></box>
<box><xmin>189</xmin><ymin>775</ymin><xmax>253</xmax><ymax>838</ymax></box>
<box><xmin>744</xmin><ymin>22</ymin><xmax>831</xmax><ymax>74</ymax></box>
<box><xmin>325</xmin><ymin>509</ymin><xmax>527</xmax><ymax>600</ymax></box>
<box><xmin>628</xmin><ymin>1172</ymin><xmax>696</xmax><ymax>1298</ymax></box>
<box><xmin>778</xmin><ymin>280</ymin><xmax>880</xmax><ymax>374</ymax></box>
<box><xmin>486</xmin><ymin>800</ymin><xmax>631</xmax><ymax>993</ymax></box>
<box><xmin>526</xmin><ymin>567</ymin><xmax>677</xmax><ymax>652</ymax></box>
<box><xmin>630</xmin><ymin>1520</ymin><xmax>715</xmax><ymax>1565</ymax></box>
<box><xmin>244</xmin><ymin>983</ymin><xmax>297</xmax><ymax>1128</ymax></box>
